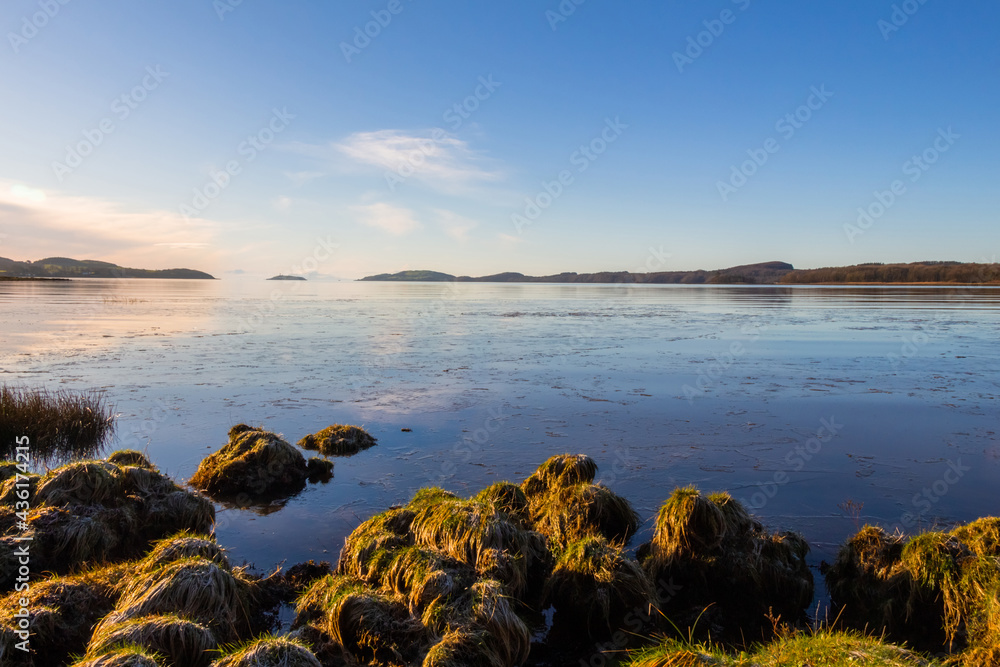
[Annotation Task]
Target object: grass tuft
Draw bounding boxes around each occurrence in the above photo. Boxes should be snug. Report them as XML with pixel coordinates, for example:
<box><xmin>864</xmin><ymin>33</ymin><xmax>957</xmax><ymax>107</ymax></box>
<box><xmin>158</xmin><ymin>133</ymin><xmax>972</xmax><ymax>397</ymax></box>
<box><xmin>297</xmin><ymin>424</ymin><xmax>377</xmax><ymax>457</ymax></box>
<box><xmin>0</xmin><ymin>385</ymin><xmax>116</xmax><ymax>461</ymax></box>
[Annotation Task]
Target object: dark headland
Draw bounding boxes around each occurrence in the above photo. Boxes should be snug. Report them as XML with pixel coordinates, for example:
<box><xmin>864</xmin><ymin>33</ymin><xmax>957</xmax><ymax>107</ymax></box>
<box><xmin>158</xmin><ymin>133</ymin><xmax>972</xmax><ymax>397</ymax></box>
<box><xmin>360</xmin><ymin>261</ymin><xmax>1000</xmax><ymax>285</ymax></box>
<box><xmin>0</xmin><ymin>256</ymin><xmax>215</xmax><ymax>279</ymax></box>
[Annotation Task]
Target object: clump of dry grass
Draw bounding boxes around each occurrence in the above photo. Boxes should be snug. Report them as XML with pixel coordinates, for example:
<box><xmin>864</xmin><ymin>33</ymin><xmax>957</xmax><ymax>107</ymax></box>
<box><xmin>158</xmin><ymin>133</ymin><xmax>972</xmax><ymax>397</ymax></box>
<box><xmin>0</xmin><ymin>385</ymin><xmax>116</xmax><ymax>461</ymax></box>
<box><xmin>640</xmin><ymin>487</ymin><xmax>813</xmax><ymax>640</ymax></box>
<box><xmin>71</xmin><ymin>646</ymin><xmax>164</xmax><ymax>667</ymax></box>
<box><xmin>210</xmin><ymin>635</ymin><xmax>322</xmax><ymax>667</ymax></box>
<box><xmin>101</xmin><ymin>556</ymin><xmax>253</xmax><ymax>643</ymax></box>
<box><xmin>190</xmin><ymin>425</ymin><xmax>310</xmax><ymax>500</ymax></box>
<box><xmin>422</xmin><ymin>629</ymin><xmax>507</xmax><ymax>667</ymax></box>
<box><xmin>519</xmin><ymin>454</ymin><xmax>639</xmax><ymax>550</ymax></box>
<box><xmin>530</xmin><ymin>481</ymin><xmax>640</xmax><ymax>547</ymax></box>
<box><xmin>2</xmin><ymin>454</ymin><xmax>216</xmax><ymax>577</ymax></box>
<box><xmin>826</xmin><ymin>519</ymin><xmax>1000</xmax><ymax>660</ymax></box>
<box><xmin>0</xmin><ymin>562</ymin><xmax>131</xmax><ymax>665</ymax></box>
<box><xmin>0</xmin><ymin>472</ymin><xmax>38</xmax><ymax>506</ymax></box>
<box><xmin>107</xmin><ymin>450</ymin><xmax>155</xmax><ymax>469</ymax></box>
<box><xmin>473</xmin><ymin>482</ymin><xmax>530</xmax><ymax>524</ymax></box>
<box><xmin>35</xmin><ymin>460</ymin><xmax>124</xmax><ymax>507</ymax></box>
<box><xmin>408</xmin><ymin>496</ymin><xmax>551</xmax><ymax>600</ymax></box>
<box><xmin>543</xmin><ymin>535</ymin><xmax>654</xmax><ymax>636</ymax></box>
<box><xmin>141</xmin><ymin>532</ymin><xmax>230</xmax><ymax>573</ymax></box>
<box><xmin>521</xmin><ymin>453</ymin><xmax>598</xmax><ymax>497</ymax></box>
<box><xmin>294</xmin><ymin>574</ymin><xmax>426</xmax><ymax>664</ymax></box>
<box><xmin>297</xmin><ymin>424</ymin><xmax>377</xmax><ymax>456</ymax></box>
<box><xmin>86</xmin><ymin>614</ymin><xmax>217</xmax><ymax>667</ymax></box>
<box><xmin>28</xmin><ymin>504</ymin><xmax>139</xmax><ymax>567</ymax></box>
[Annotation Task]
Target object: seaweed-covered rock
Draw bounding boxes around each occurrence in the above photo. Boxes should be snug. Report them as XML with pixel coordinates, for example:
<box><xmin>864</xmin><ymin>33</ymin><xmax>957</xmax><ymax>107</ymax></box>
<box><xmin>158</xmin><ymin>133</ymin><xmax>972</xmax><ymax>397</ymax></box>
<box><xmin>639</xmin><ymin>487</ymin><xmax>813</xmax><ymax>639</ymax></box>
<box><xmin>190</xmin><ymin>425</ymin><xmax>310</xmax><ymax>499</ymax></box>
<box><xmin>298</xmin><ymin>425</ymin><xmax>377</xmax><ymax>457</ymax></box>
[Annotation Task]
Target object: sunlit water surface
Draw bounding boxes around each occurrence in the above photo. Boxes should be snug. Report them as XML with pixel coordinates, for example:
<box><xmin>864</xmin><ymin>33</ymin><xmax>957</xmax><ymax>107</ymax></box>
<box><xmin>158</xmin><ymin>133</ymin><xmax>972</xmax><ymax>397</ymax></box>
<box><xmin>2</xmin><ymin>279</ymin><xmax>999</xmax><ymax>608</ymax></box>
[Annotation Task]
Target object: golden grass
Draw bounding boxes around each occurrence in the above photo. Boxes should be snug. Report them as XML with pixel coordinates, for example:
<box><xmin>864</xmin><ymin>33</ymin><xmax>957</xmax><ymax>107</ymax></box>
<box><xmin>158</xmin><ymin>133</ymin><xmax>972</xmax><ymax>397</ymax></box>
<box><xmin>530</xmin><ymin>481</ymin><xmax>640</xmax><ymax>547</ymax></box>
<box><xmin>521</xmin><ymin>453</ymin><xmax>598</xmax><ymax>497</ymax></box>
<box><xmin>295</xmin><ymin>573</ymin><xmax>426</xmax><ymax>664</ymax></box>
<box><xmin>101</xmin><ymin>557</ymin><xmax>252</xmax><ymax>643</ymax></box>
<box><xmin>543</xmin><ymin>535</ymin><xmax>654</xmax><ymax>636</ymax></box>
<box><xmin>0</xmin><ymin>562</ymin><xmax>132</xmax><ymax>665</ymax></box>
<box><xmin>641</xmin><ymin>487</ymin><xmax>812</xmax><ymax>640</ymax></box>
<box><xmin>141</xmin><ymin>531</ymin><xmax>230</xmax><ymax>573</ymax></box>
<box><xmin>627</xmin><ymin>630</ymin><xmax>941</xmax><ymax>666</ymax></box>
<box><xmin>297</xmin><ymin>424</ymin><xmax>377</xmax><ymax>456</ymax></box>
<box><xmin>421</xmin><ymin>628</ymin><xmax>507</xmax><ymax>667</ymax></box>
<box><xmin>826</xmin><ymin>519</ymin><xmax>1000</xmax><ymax>661</ymax></box>
<box><xmin>107</xmin><ymin>450</ymin><xmax>156</xmax><ymax>469</ymax></box>
<box><xmin>210</xmin><ymin>635</ymin><xmax>321</xmax><ymax>667</ymax></box>
<box><xmin>473</xmin><ymin>481</ymin><xmax>530</xmax><ymax>524</ymax></box>
<box><xmin>35</xmin><ymin>460</ymin><xmax>124</xmax><ymax>507</ymax></box>
<box><xmin>71</xmin><ymin>645</ymin><xmax>164</xmax><ymax>667</ymax></box>
<box><xmin>190</xmin><ymin>425</ymin><xmax>310</xmax><ymax>499</ymax></box>
<box><xmin>86</xmin><ymin>614</ymin><xmax>217</xmax><ymax>667</ymax></box>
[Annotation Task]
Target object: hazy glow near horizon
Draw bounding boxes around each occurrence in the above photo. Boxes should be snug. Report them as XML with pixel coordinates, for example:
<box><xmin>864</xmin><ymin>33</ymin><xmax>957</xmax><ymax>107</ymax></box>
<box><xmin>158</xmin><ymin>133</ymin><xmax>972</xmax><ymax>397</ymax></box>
<box><xmin>1</xmin><ymin>1</ymin><xmax>998</xmax><ymax>278</ymax></box>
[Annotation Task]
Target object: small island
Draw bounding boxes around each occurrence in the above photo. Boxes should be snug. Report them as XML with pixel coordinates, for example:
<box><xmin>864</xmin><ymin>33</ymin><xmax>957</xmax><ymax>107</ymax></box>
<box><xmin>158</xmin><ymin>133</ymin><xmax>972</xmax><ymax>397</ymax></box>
<box><xmin>0</xmin><ymin>256</ymin><xmax>215</xmax><ymax>279</ymax></box>
<box><xmin>267</xmin><ymin>275</ymin><xmax>307</xmax><ymax>281</ymax></box>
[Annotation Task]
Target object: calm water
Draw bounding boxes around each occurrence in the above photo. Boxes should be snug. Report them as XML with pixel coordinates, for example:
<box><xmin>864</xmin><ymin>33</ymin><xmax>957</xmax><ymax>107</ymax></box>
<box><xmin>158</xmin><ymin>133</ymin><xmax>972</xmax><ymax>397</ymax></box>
<box><xmin>2</xmin><ymin>279</ymin><xmax>999</xmax><ymax>606</ymax></box>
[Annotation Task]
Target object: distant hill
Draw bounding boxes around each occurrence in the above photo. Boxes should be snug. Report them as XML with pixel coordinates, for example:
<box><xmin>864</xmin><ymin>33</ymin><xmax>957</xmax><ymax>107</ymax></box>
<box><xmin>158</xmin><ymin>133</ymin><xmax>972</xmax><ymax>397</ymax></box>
<box><xmin>359</xmin><ymin>270</ymin><xmax>458</xmax><ymax>282</ymax></box>
<box><xmin>360</xmin><ymin>262</ymin><xmax>795</xmax><ymax>285</ymax></box>
<box><xmin>0</xmin><ymin>256</ymin><xmax>215</xmax><ymax>279</ymax></box>
<box><xmin>267</xmin><ymin>275</ymin><xmax>306</xmax><ymax>281</ymax></box>
<box><xmin>781</xmin><ymin>261</ymin><xmax>1000</xmax><ymax>284</ymax></box>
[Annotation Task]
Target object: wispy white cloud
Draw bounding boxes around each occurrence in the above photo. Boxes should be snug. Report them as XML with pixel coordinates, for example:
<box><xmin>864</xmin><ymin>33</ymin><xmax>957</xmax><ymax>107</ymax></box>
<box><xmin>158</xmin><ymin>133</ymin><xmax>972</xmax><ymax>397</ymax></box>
<box><xmin>351</xmin><ymin>202</ymin><xmax>421</xmax><ymax>236</ymax></box>
<box><xmin>287</xmin><ymin>129</ymin><xmax>503</xmax><ymax>194</ymax></box>
<box><xmin>434</xmin><ymin>208</ymin><xmax>479</xmax><ymax>241</ymax></box>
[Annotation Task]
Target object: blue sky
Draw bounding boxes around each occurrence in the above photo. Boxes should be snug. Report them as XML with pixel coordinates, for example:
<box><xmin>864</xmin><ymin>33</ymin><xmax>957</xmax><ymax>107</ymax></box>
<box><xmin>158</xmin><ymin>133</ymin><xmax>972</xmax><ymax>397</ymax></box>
<box><xmin>1</xmin><ymin>0</ymin><xmax>998</xmax><ymax>278</ymax></box>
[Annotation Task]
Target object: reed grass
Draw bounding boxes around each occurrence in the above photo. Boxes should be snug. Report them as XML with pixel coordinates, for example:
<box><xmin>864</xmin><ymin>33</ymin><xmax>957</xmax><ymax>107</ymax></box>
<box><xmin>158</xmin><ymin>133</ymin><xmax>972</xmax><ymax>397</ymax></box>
<box><xmin>0</xmin><ymin>385</ymin><xmax>115</xmax><ymax>461</ymax></box>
